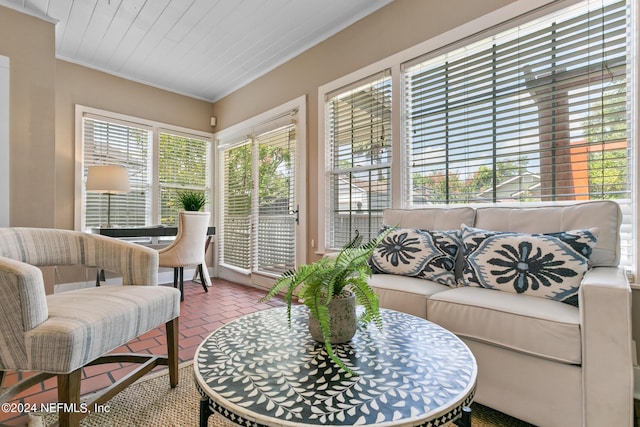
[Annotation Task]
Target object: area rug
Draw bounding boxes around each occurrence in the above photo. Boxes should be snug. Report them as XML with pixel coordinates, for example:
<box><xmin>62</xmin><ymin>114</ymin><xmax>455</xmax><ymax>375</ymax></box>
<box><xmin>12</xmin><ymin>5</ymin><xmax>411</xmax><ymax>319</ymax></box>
<box><xmin>37</xmin><ymin>363</ymin><xmax>534</xmax><ymax>426</ymax></box>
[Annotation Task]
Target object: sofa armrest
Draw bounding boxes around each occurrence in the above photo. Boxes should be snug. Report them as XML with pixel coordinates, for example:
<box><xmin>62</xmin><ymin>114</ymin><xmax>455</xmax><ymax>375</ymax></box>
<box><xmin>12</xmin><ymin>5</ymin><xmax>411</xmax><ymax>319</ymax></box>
<box><xmin>579</xmin><ymin>266</ymin><xmax>633</xmax><ymax>426</ymax></box>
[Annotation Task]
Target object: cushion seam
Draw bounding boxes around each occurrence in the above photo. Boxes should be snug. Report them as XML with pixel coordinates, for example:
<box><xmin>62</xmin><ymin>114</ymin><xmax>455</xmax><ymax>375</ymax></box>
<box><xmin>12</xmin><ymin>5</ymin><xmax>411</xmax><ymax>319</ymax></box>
<box><xmin>428</xmin><ymin>298</ymin><xmax>579</xmax><ymax>326</ymax></box>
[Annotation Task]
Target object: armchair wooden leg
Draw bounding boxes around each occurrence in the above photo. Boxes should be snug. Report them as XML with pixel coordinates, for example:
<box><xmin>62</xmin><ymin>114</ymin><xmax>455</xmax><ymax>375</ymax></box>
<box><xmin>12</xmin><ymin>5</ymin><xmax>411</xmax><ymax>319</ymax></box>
<box><xmin>166</xmin><ymin>317</ymin><xmax>179</xmax><ymax>388</ymax></box>
<box><xmin>173</xmin><ymin>267</ymin><xmax>184</xmax><ymax>302</ymax></box>
<box><xmin>179</xmin><ymin>267</ymin><xmax>184</xmax><ymax>301</ymax></box>
<box><xmin>197</xmin><ymin>264</ymin><xmax>209</xmax><ymax>293</ymax></box>
<box><xmin>57</xmin><ymin>368</ymin><xmax>82</xmax><ymax>427</ymax></box>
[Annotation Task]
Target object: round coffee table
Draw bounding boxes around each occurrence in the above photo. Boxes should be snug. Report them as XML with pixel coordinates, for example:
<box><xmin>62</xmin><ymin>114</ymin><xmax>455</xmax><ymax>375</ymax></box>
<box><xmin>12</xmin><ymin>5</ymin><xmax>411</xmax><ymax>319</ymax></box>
<box><xmin>194</xmin><ymin>306</ymin><xmax>476</xmax><ymax>427</ymax></box>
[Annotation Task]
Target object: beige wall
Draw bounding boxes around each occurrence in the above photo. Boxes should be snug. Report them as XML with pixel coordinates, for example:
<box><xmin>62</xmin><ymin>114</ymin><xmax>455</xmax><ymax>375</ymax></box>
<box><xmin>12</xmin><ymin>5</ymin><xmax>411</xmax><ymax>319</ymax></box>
<box><xmin>213</xmin><ymin>0</ymin><xmax>516</xmax><ymax>262</ymax></box>
<box><xmin>0</xmin><ymin>6</ymin><xmax>56</xmax><ymax>228</ymax></box>
<box><xmin>55</xmin><ymin>60</ymin><xmax>214</xmax><ymax>229</ymax></box>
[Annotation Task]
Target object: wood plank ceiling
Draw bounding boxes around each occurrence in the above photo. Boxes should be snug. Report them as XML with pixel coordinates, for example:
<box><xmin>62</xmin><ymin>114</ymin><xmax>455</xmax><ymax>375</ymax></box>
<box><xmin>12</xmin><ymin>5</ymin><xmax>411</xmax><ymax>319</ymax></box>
<box><xmin>0</xmin><ymin>0</ymin><xmax>392</xmax><ymax>101</ymax></box>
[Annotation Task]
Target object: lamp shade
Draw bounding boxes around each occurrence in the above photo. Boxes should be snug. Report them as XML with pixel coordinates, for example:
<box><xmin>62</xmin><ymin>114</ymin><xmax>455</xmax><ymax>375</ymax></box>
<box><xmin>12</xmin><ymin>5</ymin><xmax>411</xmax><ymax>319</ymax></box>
<box><xmin>86</xmin><ymin>165</ymin><xmax>130</xmax><ymax>194</ymax></box>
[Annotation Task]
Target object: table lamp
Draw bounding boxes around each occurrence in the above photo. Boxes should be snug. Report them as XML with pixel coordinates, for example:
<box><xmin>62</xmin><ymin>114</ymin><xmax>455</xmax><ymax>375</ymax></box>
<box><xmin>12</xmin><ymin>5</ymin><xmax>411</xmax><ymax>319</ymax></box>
<box><xmin>86</xmin><ymin>165</ymin><xmax>130</xmax><ymax>227</ymax></box>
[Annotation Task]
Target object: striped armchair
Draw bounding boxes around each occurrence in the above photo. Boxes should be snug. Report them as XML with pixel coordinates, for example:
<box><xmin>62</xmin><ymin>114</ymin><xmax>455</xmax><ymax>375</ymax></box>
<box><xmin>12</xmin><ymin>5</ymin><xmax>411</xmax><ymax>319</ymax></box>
<box><xmin>0</xmin><ymin>228</ymin><xmax>181</xmax><ymax>427</ymax></box>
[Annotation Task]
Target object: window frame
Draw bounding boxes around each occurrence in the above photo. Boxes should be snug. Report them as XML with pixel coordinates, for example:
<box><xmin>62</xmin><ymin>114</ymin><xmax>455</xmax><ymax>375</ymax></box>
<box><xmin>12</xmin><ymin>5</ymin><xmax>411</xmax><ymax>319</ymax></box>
<box><xmin>0</xmin><ymin>55</ymin><xmax>8</xmax><ymax>227</ymax></box>
<box><xmin>402</xmin><ymin>0</ymin><xmax>629</xmax><ymax>204</ymax></box>
<box><xmin>317</xmin><ymin>0</ymin><xmax>638</xmax><ymax>275</ymax></box>
<box><xmin>157</xmin><ymin>128</ymin><xmax>212</xmax><ymax>225</ymax></box>
<box><xmin>74</xmin><ymin>105</ymin><xmax>213</xmax><ymax>231</ymax></box>
<box><xmin>213</xmin><ymin>96</ymin><xmax>307</xmax><ymax>288</ymax></box>
<box><xmin>325</xmin><ymin>70</ymin><xmax>393</xmax><ymax>250</ymax></box>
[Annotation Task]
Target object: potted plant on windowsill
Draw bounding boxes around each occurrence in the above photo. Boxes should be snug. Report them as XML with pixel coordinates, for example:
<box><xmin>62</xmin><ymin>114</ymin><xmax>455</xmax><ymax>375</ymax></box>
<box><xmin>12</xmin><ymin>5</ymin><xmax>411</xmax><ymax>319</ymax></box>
<box><xmin>259</xmin><ymin>229</ymin><xmax>392</xmax><ymax>375</ymax></box>
<box><xmin>177</xmin><ymin>190</ymin><xmax>206</xmax><ymax>212</ymax></box>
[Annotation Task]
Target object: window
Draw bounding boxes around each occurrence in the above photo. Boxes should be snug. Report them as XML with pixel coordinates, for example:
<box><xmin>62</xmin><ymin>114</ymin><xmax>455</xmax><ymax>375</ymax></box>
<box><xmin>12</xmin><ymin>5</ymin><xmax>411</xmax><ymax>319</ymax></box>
<box><xmin>82</xmin><ymin>114</ymin><xmax>152</xmax><ymax>228</ymax></box>
<box><xmin>216</xmin><ymin>98</ymin><xmax>305</xmax><ymax>282</ymax></box>
<box><xmin>78</xmin><ymin>107</ymin><xmax>211</xmax><ymax>230</ymax></box>
<box><xmin>219</xmin><ymin>124</ymin><xmax>297</xmax><ymax>273</ymax></box>
<box><xmin>320</xmin><ymin>0</ymin><xmax>635</xmax><ymax>271</ymax></box>
<box><xmin>221</xmin><ymin>141</ymin><xmax>252</xmax><ymax>270</ymax></box>
<box><xmin>404</xmin><ymin>0</ymin><xmax>628</xmax><ymax>203</ymax></box>
<box><xmin>402</xmin><ymin>0</ymin><xmax>632</xmax><ymax>265</ymax></box>
<box><xmin>255</xmin><ymin>125</ymin><xmax>297</xmax><ymax>275</ymax></box>
<box><xmin>325</xmin><ymin>71</ymin><xmax>392</xmax><ymax>249</ymax></box>
<box><xmin>159</xmin><ymin>131</ymin><xmax>209</xmax><ymax>225</ymax></box>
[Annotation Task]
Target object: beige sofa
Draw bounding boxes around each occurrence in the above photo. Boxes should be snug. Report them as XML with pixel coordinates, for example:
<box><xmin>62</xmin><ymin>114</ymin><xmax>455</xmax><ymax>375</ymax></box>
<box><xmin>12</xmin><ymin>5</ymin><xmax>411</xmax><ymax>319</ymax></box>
<box><xmin>368</xmin><ymin>201</ymin><xmax>633</xmax><ymax>427</ymax></box>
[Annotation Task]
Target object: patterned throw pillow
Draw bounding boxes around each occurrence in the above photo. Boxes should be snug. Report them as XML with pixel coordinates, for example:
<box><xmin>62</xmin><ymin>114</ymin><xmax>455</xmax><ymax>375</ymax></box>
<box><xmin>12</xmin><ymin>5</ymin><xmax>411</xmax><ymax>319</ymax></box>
<box><xmin>460</xmin><ymin>225</ymin><xmax>599</xmax><ymax>306</ymax></box>
<box><xmin>369</xmin><ymin>226</ymin><xmax>461</xmax><ymax>286</ymax></box>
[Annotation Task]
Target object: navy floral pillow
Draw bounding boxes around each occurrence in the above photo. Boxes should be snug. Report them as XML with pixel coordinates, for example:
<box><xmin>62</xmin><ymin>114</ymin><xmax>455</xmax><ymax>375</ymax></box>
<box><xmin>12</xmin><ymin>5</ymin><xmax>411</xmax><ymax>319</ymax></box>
<box><xmin>369</xmin><ymin>226</ymin><xmax>461</xmax><ymax>286</ymax></box>
<box><xmin>460</xmin><ymin>225</ymin><xmax>599</xmax><ymax>306</ymax></box>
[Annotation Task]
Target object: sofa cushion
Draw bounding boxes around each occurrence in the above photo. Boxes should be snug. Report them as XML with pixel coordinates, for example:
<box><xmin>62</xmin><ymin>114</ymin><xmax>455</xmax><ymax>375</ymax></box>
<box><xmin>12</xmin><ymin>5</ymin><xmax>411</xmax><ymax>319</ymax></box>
<box><xmin>383</xmin><ymin>206</ymin><xmax>475</xmax><ymax>230</ymax></box>
<box><xmin>473</xmin><ymin>201</ymin><xmax>621</xmax><ymax>267</ymax></box>
<box><xmin>369</xmin><ymin>226</ymin><xmax>461</xmax><ymax>286</ymax></box>
<box><xmin>427</xmin><ymin>287</ymin><xmax>582</xmax><ymax>364</ymax></box>
<box><xmin>460</xmin><ymin>225</ymin><xmax>598</xmax><ymax>306</ymax></box>
<box><xmin>368</xmin><ymin>274</ymin><xmax>450</xmax><ymax>318</ymax></box>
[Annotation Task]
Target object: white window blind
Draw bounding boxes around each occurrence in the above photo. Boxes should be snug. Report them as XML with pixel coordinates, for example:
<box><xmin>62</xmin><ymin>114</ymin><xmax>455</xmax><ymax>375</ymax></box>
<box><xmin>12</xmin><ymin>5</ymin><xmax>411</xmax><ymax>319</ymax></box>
<box><xmin>402</xmin><ymin>0</ymin><xmax>633</xmax><ymax>266</ymax></box>
<box><xmin>80</xmin><ymin>110</ymin><xmax>211</xmax><ymax>231</ymax></box>
<box><xmin>255</xmin><ymin>124</ymin><xmax>296</xmax><ymax>275</ymax></box>
<box><xmin>219</xmin><ymin>120</ymin><xmax>298</xmax><ymax>274</ymax></box>
<box><xmin>326</xmin><ymin>71</ymin><xmax>392</xmax><ymax>250</ymax></box>
<box><xmin>158</xmin><ymin>131</ymin><xmax>209</xmax><ymax>225</ymax></box>
<box><xmin>82</xmin><ymin>115</ymin><xmax>152</xmax><ymax>228</ymax></box>
<box><xmin>221</xmin><ymin>141</ymin><xmax>252</xmax><ymax>270</ymax></box>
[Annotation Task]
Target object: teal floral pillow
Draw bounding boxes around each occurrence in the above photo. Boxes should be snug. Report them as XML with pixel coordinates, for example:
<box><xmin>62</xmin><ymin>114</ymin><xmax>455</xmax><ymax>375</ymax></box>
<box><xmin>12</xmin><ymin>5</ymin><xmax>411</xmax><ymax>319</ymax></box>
<box><xmin>460</xmin><ymin>225</ymin><xmax>599</xmax><ymax>306</ymax></box>
<box><xmin>369</xmin><ymin>226</ymin><xmax>461</xmax><ymax>286</ymax></box>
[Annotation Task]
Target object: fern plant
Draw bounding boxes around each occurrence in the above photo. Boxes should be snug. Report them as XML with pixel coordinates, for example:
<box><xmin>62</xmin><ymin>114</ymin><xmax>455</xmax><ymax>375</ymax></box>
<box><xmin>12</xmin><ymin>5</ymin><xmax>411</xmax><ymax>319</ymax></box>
<box><xmin>260</xmin><ymin>229</ymin><xmax>392</xmax><ymax>375</ymax></box>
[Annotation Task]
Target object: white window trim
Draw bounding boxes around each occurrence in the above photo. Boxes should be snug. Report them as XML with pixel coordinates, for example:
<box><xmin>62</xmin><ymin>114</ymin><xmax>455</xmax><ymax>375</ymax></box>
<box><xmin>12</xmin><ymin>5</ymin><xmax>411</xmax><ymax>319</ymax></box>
<box><xmin>74</xmin><ymin>104</ymin><xmax>213</xmax><ymax>231</ymax></box>
<box><xmin>0</xmin><ymin>56</ymin><xmax>8</xmax><ymax>227</ymax></box>
<box><xmin>213</xmin><ymin>95</ymin><xmax>307</xmax><ymax>286</ymax></box>
<box><xmin>633</xmin><ymin>0</ymin><xmax>640</xmax><ymax>281</ymax></box>
<box><xmin>317</xmin><ymin>0</ymin><xmax>639</xmax><ymax>274</ymax></box>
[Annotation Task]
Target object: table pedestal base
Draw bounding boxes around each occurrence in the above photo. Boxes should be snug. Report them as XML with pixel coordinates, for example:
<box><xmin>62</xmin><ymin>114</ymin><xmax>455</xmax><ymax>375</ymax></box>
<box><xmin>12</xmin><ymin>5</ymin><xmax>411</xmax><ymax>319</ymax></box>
<box><xmin>199</xmin><ymin>396</ymin><xmax>211</xmax><ymax>427</ymax></box>
<box><xmin>454</xmin><ymin>406</ymin><xmax>472</xmax><ymax>427</ymax></box>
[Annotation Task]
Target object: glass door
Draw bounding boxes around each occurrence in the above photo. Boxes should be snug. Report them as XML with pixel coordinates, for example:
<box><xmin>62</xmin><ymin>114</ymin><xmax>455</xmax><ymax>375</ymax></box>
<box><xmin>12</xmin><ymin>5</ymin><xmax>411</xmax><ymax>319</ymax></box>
<box><xmin>219</xmin><ymin>109</ymin><xmax>302</xmax><ymax>286</ymax></box>
<box><xmin>254</xmin><ymin>124</ymin><xmax>297</xmax><ymax>276</ymax></box>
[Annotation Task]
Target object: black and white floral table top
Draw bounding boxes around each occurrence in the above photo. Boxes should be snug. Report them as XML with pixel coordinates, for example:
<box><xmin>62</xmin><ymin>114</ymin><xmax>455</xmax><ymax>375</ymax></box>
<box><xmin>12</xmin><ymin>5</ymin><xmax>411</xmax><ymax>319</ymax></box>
<box><xmin>194</xmin><ymin>306</ymin><xmax>476</xmax><ymax>427</ymax></box>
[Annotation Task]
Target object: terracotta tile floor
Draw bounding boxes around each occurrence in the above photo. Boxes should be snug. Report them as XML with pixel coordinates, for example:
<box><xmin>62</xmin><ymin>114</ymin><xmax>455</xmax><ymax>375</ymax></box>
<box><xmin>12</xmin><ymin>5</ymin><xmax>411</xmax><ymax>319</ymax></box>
<box><xmin>0</xmin><ymin>278</ymin><xmax>285</xmax><ymax>427</ymax></box>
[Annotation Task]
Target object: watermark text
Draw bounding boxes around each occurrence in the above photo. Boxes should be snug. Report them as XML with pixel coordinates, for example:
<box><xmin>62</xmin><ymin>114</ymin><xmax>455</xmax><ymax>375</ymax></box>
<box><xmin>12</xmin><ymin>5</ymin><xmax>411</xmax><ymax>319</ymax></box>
<box><xmin>2</xmin><ymin>402</ymin><xmax>110</xmax><ymax>414</ymax></box>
